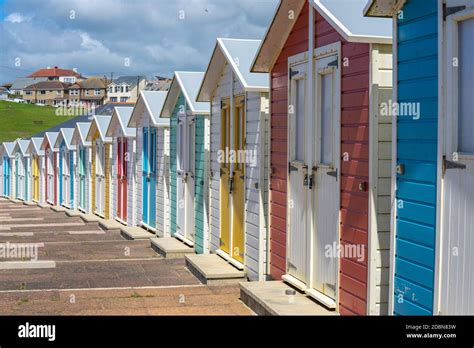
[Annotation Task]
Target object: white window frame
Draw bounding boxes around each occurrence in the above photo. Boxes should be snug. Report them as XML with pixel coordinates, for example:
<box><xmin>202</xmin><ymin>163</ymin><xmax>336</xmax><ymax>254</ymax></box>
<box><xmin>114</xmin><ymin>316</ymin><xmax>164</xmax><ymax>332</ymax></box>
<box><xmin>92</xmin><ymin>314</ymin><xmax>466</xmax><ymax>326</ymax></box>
<box><xmin>445</xmin><ymin>7</ymin><xmax>474</xmax><ymax>159</ymax></box>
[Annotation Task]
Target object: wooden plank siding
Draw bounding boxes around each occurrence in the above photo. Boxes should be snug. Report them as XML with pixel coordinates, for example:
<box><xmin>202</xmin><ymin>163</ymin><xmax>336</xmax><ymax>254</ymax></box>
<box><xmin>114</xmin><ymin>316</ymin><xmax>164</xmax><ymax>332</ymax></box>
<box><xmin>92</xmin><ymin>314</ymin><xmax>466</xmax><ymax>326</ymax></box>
<box><xmin>169</xmin><ymin>94</ymin><xmax>182</xmax><ymax>236</ymax></box>
<box><xmin>269</xmin><ymin>2</ymin><xmax>309</xmax><ymax>280</ymax></box>
<box><xmin>393</xmin><ymin>0</ymin><xmax>438</xmax><ymax>316</ymax></box>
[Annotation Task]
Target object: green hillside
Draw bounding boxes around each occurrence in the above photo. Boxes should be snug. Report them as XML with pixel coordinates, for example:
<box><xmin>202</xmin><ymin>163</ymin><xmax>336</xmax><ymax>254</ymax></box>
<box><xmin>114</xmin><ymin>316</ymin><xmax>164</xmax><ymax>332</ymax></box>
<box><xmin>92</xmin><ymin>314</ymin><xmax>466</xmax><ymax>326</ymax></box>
<box><xmin>0</xmin><ymin>100</ymin><xmax>76</xmax><ymax>142</ymax></box>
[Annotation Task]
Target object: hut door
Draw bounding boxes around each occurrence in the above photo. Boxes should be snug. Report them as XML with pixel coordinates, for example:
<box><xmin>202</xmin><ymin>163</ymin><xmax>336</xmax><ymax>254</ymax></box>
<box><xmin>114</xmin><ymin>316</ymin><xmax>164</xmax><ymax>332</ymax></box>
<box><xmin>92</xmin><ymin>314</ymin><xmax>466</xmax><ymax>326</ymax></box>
<box><xmin>142</xmin><ymin>128</ymin><xmax>157</xmax><ymax>228</ymax></box>
<box><xmin>15</xmin><ymin>155</ymin><xmax>20</xmax><ymax>199</ymax></box>
<box><xmin>287</xmin><ymin>61</ymin><xmax>308</xmax><ymax>284</ymax></box>
<box><xmin>78</xmin><ymin>146</ymin><xmax>86</xmax><ymax>211</ymax></box>
<box><xmin>440</xmin><ymin>6</ymin><xmax>474</xmax><ymax>314</ymax></box>
<box><xmin>176</xmin><ymin>117</ymin><xmax>186</xmax><ymax>238</ymax></box>
<box><xmin>46</xmin><ymin>149</ymin><xmax>54</xmax><ymax>204</ymax></box>
<box><xmin>231</xmin><ymin>96</ymin><xmax>245</xmax><ymax>263</ymax></box>
<box><xmin>3</xmin><ymin>157</ymin><xmax>10</xmax><ymax>196</ymax></box>
<box><xmin>117</xmin><ymin>137</ymin><xmax>128</xmax><ymax>222</ymax></box>
<box><xmin>312</xmin><ymin>53</ymin><xmax>340</xmax><ymax>300</ymax></box>
<box><xmin>33</xmin><ymin>155</ymin><xmax>40</xmax><ymax>201</ymax></box>
<box><xmin>185</xmin><ymin>116</ymin><xmax>195</xmax><ymax>242</ymax></box>
<box><xmin>95</xmin><ymin>139</ymin><xmax>105</xmax><ymax>216</ymax></box>
<box><xmin>219</xmin><ymin>101</ymin><xmax>231</xmax><ymax>255</ymax></box>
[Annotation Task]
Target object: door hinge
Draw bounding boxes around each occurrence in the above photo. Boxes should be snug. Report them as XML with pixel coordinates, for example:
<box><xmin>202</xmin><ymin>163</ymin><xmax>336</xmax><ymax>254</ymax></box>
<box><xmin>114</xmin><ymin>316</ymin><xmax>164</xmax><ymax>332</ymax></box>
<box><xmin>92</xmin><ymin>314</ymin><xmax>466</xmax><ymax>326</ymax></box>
<box><xmin>443</xmin><ymin>4</ymin><xmax>466</xmax><ymax>20</ymax></box>
<box><xmin>289</xmin><ymin>69</ymin><xmax>299</xmax><ymax>79</ymax></box>
<box><xmin>288</xmin><ymin>163</ymin><xmax>298</xmax><ymax>174</ymax></box>
<box><xmin>327</xmin><ymin>168</ymin><xmax>338</xmax><ymax>181</ymax></box>
<box><xmin>328</xmin><ymin>58</ymin><xmax>339</xmax><ymax>69</ymax></box>
<box><xmin>443</xmin><ymin>156</ymin><xmax>466</xmax><ymax>175</ymax></box>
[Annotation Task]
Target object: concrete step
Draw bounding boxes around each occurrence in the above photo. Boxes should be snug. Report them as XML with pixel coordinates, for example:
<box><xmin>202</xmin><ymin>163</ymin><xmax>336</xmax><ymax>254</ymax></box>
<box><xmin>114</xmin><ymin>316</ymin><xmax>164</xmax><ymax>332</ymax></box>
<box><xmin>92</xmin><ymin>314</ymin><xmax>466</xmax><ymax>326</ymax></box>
<box><xmin>80</xmin><ymin>213</ymin><xmax>102</xmax><ymax>223</ymax></box>
<box><xmin>23</xmin><ymin>201</ymin><xmax>37</xmax><ymax>206</ymax></box>
<box><xmin>240</xmin><ymin>281</ymin><xmax>338</xmax><ymax>316</ymax></box>
<box><xmin>50</xmin><ymin>205</ymin><xmax>67</xmax><ymax>212</ymax></box>
<box><xmin>65</xmin><ymin>209</ymin><xmax>82</xmax><ymax>217</ymax></box>
<box><xmin>150</xmin><ymin>237</ymin><xmax>194</xmax><ymax>259</ymax></box>
<box><xmin>99</xmin><ymin>219</ymin><xmax>124</xmax><ymax>230</ymax></box>
<box><xmin>185</xmin><ymin>254</ymin><xmax>246</xmax><ymax>285</ymax></box>
<box><xmin>37</xmin><ymin>202</ymin><xmax>50</xmax><ymax>209</ymax></box>
<box><xmin>120</xmin><ymin>226</ymin><xmax>154</xmax><ymax>240</ymax></box>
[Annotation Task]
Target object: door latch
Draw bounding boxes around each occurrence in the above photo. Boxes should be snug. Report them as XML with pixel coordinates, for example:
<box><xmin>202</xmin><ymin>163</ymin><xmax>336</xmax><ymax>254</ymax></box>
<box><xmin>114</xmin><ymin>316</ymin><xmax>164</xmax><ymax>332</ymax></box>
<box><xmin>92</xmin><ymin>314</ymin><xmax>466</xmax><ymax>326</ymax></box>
<box><xmin>443</xmin><ymin>156</ymin><xmax>467</xmax><ymax>176</ymax></box>
<box><xmin>304</xmin><ymin>174</ymin><xmax>314</xmax><ymax>189</ymax></box>
<box><xmin>327</xmin><ymin>169</ymin><xmax>338</xmax><ymax>180</ymax></box>
<box><xmin>228</xmin><ymin>176</ymin><xmax>233</xmax><ymax>194</ymax></box>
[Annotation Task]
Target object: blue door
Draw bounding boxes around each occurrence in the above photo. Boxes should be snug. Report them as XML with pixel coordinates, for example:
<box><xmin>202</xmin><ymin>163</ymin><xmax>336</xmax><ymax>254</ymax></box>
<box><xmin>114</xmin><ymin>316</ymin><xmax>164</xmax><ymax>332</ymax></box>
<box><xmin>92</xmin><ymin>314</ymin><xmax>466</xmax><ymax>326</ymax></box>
<box><xmin>59</xmin><ymin>142</ymin><xmax>64</xmax><ymax>204</ymax></box>
<box><xmin>142</xmin><ymin>127</ymin><xmax>157</xmax><ymax>228</ymax></box>
<box><xmin>394</xmin><ymin>0</ymin><xmax>438</xmax><ymax>316</ymax></box>
<box><xmin>69</xmin><ymin>150</ymin><xmax>74</xmax><ymax>207</ymax></box>
<box><xmin>3</xmin><ymin>157</ymin><xmax>10</xmax><ymax>197</ymax></box>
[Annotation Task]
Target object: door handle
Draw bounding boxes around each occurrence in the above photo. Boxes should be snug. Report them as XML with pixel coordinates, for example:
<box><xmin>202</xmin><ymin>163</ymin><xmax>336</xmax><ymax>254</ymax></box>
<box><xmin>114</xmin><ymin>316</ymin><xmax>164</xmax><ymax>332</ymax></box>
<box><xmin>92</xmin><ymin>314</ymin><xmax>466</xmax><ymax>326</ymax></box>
<box><xmin>228</xmin><ymin>176</ymin><xmax>233</xmax><ymax>194</ymax></box>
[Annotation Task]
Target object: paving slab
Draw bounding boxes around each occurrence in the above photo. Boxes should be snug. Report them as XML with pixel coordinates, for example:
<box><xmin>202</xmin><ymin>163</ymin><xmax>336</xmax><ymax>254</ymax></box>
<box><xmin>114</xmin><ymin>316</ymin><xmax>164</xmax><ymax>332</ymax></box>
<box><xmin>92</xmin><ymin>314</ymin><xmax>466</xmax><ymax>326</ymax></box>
<box><xmin>99</xmin><ymin>219</ymin><xmax>124</xmax><ymax>230</ymax></box>
<box><xmin>0</xmin><ymin>261</ymin><xmax>57</xmax><ymax>270</ymax></box>
<box><xmin>150</xmin><ymin>237</ymin><xmax>194</xmax><ymax>259</ymax></box>
<box><xmin>50</xmin><ymin>206</ymin><xmax>67</xmax><ymax>212</ymax></box>
<box><xmin>65</xmin><ymin>209</ymin><xmax>82</xmax><ymax>217</ymax></box>
<box><xmin>80</xmin><ymin>213</ymin><xmax>102</xmax><ymax>223</ymax></box>
<box><xmin>185</xmin><ymin>254</ymin><xmax>246</xmax><ymax>285</ymax></box>
<box><xmin>37</xmin><ymin>202</ymin><xmax>50</xmax><ymax>208</ymax></box>
<box><xmin>23</xmin><ymin>201</ymin><xmax>37</xmax><ymax>206</ymax></box>
<box><xmin>240</xmin><ymin>281</ymin><xmax>338</xmax><ymax>316</ymax></box>
<box><xmin>120</xmin><ymin>226</ymin><xmax>154</xmax><ymax>240</ymax></box>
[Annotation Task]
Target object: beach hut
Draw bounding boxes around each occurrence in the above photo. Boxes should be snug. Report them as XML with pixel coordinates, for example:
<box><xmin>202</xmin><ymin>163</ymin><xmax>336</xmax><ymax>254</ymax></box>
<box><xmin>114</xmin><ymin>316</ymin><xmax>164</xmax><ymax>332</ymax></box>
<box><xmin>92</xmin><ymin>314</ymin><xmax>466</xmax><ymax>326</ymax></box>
<box><xmin>0</xmin><ymin>142</ymin><xmax>15</xmax><ymax>198</ymax></box>
<box><xmin>40</xmin><ymin>132</ymin><xmax>60</xmax><ymax>206</ymax></box>
<box><xmin>71</xmin><ymin>122</ymin><xmax>93</xmax><ymax>214</ymax></box>
<box><xmin>54</xmin><ymin>128</ymin><xmax>76</xmax><ymax>209</ymax></box>
<box><xmin>365</xmin><ymin>0</ymin><xmax>474</xmax><ymax>315</ymax></box>
<box><xmin>128</xmin><ymin>91</ymin><xmax>170</xmax><ymax>235</ymax></box>
<box><xmin>12</xmin><ymin>139</ymin><xmax>31</xmax><ymax>202</ymax></box>
<box><xmin>196</xmin><ymin>38</ymin><xmax>270</xmax><ymax>280</ymax></box>
<box><xmin>26</xmin><ymin>137</ymin><xmax>45</xmax><ymax>204</ymax></box>
<box><xmin>251</xmin><ymin>0</ymin><xmax>393</xmax><ymax>313</ymax></box>
<box><xmin>160</xmin><ymin>71</ymin><xmax>211</xmax><ymax>253</ymax></box>
<box><xmin>86</xmin><ymin>116</ymin><xmax>113</xmax><ymax>219</ymax></box>
<box><xmin>106</xmin><ymin>106</ymin><xmax>136</xmax><ymax>226</ymax></box>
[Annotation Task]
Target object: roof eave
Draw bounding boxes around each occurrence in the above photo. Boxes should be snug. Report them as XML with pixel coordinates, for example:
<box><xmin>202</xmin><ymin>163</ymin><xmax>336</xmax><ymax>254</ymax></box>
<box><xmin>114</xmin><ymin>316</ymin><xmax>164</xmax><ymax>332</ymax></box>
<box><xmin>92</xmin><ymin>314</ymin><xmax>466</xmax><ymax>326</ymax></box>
<box><xmin>363</xmin><ymin>0</ymin><xmax>404</xmax><ymax>18</ymax></box>
<box><xmin>196</xmin><ymin>42</ymin><xmax>221</xmax><ymax>102</ymax></box>
<box><xmin>160</xmin><ymin>75</ymin><xmax>180</xmax><ymax>118</ymax></box>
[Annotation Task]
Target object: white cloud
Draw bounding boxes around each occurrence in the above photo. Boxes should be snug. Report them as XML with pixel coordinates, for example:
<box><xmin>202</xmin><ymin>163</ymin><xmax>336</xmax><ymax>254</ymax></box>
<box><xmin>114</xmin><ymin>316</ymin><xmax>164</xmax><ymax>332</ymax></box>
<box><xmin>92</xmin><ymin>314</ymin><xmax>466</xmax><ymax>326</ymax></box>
<box><xmin>4</xmin><ymin>13</ymin><xmax>31</xmax><ymax>23</ymax></box>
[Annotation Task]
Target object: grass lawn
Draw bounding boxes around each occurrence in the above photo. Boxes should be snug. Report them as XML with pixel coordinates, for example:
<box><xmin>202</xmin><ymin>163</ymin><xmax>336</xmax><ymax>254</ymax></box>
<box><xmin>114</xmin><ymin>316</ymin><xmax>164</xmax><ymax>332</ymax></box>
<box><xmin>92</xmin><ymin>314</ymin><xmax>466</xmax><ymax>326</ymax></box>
<box><xmin>0</xmin><ymin>100</ymin><xmax>76</xmax><ymax>142</ymax></box>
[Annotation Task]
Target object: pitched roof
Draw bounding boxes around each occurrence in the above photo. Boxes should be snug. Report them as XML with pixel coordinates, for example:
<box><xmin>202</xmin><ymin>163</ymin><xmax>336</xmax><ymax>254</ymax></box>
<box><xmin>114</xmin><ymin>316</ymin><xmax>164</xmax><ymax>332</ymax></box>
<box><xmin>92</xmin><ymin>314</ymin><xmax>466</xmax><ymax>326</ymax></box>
<box><xmin>93</xmin><ymin>102</ymin><xmax>135</xmax><ymax>116</ymax></box>
<box><xmin>106</xmin><ymin>106</ymin><xmax>135</xmax><ymax>138</ymax></box>
<box><xmin>33</xmin><ymin>115</ymin><xmax>93</xmax><ymax>139</ymax></box>
<box><xmin>161</xmin><ymin>72</ymin><xmax>210</xmax><ymax>118</ymax></box>
<box><xmin>252</xmin><ymin>0</ymin><xmax>392</xmax><ymax>72</ymax></box>
<box><xmin>109</xmin><ymin>76</ymin><xmax>146</xmax><ymax>88</ymax></box>
<box><xmin>10</xmin><ymin>77</ymin><xmax>48</xmax><ymax>90</ymax></box>
<box><xmin>71</xmin><ymin>122</ymin><xmax>92</xmax><ymax>147</ymax></box>
<box><xmin>12</xmin><ymin>139</ymin><xmax>30</xmax><ymax>157</ymax></box>
<box><xmin>54</xmin><ymin>128</ymin><xmax>76</xmax><ymax>150</ymax></box>
<box><xmin>363</xmin><ymin>0</ymin><xmax>403</xmax><ymax>17</ymax></box>
<box><xmin>24</xmin><ymin>80</ymin><xmax>71</xmax><ymax>90</ymax></box>
<box><xmin>197</xmin><ymin>38</ymin><xmax>269</xmax><ymax>102</ymax></box>
<box><xmin>128</xmin><ymin>91</ymin><xmax>169</xmax><ymax>128</ymax></box>
<box><xmin>27</xmin><ymin>137</ymin><xmax>45</xmax><ymax>156</ymax></box>
<box><xmin>313</xmin><ymin>0</ymin><xmax>392</xmax><ymax>42</ymax></box>
<box><xmin>86</xmin><ymin>116</ymin><xmax>112</xmax><ymax>143</ymax></box>
<box><xmin>0</xmin><ymin>142</ymin><xmax>15</xmax><ymax>158</ymax></box>
<box><xmin>28</xmin><ymin>67</ymin><xmax>82</xmax><ymax>78</ymax></box>
<box><xmin>79</xmin><ymin>77</ymin><xmax>107</xmax><ymax>89</ymax></box>
<box><xmin>40</xmin><ymin>132</ymin><xmax>60</xmax><ymax>151</ymax></box>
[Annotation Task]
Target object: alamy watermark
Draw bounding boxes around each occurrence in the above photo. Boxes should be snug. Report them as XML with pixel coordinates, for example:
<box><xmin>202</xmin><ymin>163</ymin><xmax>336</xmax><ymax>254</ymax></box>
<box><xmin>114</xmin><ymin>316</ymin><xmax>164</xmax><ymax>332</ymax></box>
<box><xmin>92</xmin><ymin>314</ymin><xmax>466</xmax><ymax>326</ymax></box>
<box><xmin>380</xmin><ymin>99</ymin><xmax>421</xmax><ymax>120</ymax></box>
<box><xmin>0</xmin><ymin>242</ymin><xmax>43</xmax><ymax>261</ymax></box>
<box><xmin>217</xmin><ymin>147</ymin><xmax>257</xmax><ymax>167</ymax></box>
<box><xmin>324</xmin><ymin>242</ymin><xmax>365</xmax><ymax>262</ymax></box>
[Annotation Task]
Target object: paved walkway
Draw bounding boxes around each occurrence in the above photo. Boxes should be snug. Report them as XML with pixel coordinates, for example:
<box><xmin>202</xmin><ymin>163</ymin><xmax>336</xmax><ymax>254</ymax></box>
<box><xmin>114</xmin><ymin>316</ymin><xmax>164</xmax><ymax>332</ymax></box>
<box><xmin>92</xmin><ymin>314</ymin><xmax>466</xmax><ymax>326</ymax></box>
<box><xmin>0</xmin><ymin>198</ymin><xmax>252</xmax><ymax>315</ymax></box>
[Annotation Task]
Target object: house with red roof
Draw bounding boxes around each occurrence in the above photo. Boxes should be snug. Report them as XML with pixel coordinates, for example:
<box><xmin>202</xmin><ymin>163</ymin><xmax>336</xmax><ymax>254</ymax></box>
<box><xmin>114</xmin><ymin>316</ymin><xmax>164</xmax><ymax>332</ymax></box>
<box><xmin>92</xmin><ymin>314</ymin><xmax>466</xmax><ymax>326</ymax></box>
<box><xmin>28</xmin><ymin>66</ymin><xmax>85</xmax><ymax>84</ymax></box>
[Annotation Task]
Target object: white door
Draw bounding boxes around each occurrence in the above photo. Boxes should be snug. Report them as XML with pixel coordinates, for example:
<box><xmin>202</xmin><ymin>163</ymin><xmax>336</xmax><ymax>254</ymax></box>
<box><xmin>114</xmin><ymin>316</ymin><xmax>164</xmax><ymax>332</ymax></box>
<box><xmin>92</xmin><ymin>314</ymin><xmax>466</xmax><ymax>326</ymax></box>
<box><xmin>17</xmin><ymin>155</ymin><xmax>25</xmax><ymax>199</ymax></box>
<box><xmin>176</xmin><ymin>119</ymin><xmax>186</xmax><ymax>238</ymax></box>
<box><xmin>440</xmin><ymin>5</ymin><xmax>474</xmax><ymax>315</ymax></box>
<box><xmin>47</xmin><ymin>150</ymin><xmax>54</xmax><ymax>203</ymax></box>
<box><xmin>287</xmin><ymin>61</ymin><xmax>309</xmax><ymax>284</ymax></box>
<box><xmin>185</xmin><ymin>116</ymin><xmax>195</xmax><ymax>242</ymax></box>
<box><xmin>63</xmin><ymin>149</ymin><xmax>70</xmax><ymax>207</ymax></box>
<box><xmin>312</xmin><ymin>53</ymin><xmax>340</xmax><ymax>300</ymax></box>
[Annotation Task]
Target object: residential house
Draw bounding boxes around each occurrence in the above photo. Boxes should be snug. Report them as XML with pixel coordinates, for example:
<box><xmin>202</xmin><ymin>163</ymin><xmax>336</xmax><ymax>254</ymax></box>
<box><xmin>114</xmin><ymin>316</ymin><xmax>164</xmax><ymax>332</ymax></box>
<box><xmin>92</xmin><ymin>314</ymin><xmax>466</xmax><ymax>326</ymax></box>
<box><xmin>28</xmin><ymin>66</ymin><xmax>85</xmax><ymax>84</ymax></box>
<box><xmin>23</xmin><ymin>81</ymin><xmax>70</xmax><ymax>106</ymax></box>
<box><xmin>9</xmin><ymin>77</ymin><xmax>48</xmax><ymax>97</ymax></box>
<box><xmin>106</xmin><ymin>76</ymin><xmax>147</xmax><ymax>104</ymax></box>
<box><xmin>69</xmin><ymin>77</ymin><xmax>107</xmax><ymax>107</ymax></box>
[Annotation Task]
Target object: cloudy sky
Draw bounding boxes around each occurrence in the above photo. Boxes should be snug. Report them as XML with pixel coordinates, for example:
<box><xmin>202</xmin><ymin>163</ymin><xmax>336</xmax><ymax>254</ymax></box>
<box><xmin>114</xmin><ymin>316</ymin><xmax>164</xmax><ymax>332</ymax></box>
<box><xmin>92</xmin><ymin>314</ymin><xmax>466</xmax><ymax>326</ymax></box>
<box><xmin>0</xmin><ymin>0</ymin><xmax>278</xmax><ymax>84</ymax></box>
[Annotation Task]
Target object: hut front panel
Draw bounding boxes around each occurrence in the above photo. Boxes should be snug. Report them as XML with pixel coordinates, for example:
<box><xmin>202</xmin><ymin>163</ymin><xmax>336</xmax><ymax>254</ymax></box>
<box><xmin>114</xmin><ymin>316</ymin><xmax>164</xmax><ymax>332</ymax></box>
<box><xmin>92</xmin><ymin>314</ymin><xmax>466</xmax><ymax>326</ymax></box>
<box><xmin>269</xmin><ymin>2</ymin><xmax>309</xmax><ymax>280</ymax></box>
<box><xmin>194</xmin><ymin>115</ymin><xmax>208</xmax><ymax>254</ymax></box>
<box><xmin>169</xmin><ymin>94</ymin><xmax>183</xmax><ymax>236</ymax></box>
<box><xmin>157</xmin><ymin>127</ymin><xmax>169</xmax><ymax>236</ymax></box>
<box><xmin>393</xmin><ymin>0</ymin><xmax>438</xmax><ymax>316</ymax></box>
